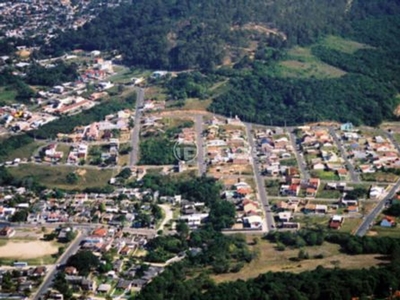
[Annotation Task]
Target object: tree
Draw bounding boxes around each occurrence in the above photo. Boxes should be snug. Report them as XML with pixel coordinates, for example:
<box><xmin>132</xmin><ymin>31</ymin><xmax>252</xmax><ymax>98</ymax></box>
<box><xmin>176</xmin><ymin>221</ymin><xmax>190</xmax><ymax>240</ymax></box>
<box><xmin>208</xmin><ymin>201</ymin><xmax>236</xmax><ymax>230</ymax></box>
<box><xmin>67</xmin><ymin>251</ymin><xmax>100</xmax><ymax>276</ymax></box>
<box><xmin>298</xmin><ymin>249</ymin><xmax>309</xmax><ymax>260</ymax></box>
<box><xmin>117</xmin><ymin>167</ymin><xmax>132</xmax><ymax>179</ymax></box>
<box><xmin>66</xmin><ymin>172</ymin><xmax>78</xmax><ymax>184</ymax></box>
<box><xmin>11</xmin><ymin>209</ymin><xmax>28</xmax><ymax>222</ymax></box>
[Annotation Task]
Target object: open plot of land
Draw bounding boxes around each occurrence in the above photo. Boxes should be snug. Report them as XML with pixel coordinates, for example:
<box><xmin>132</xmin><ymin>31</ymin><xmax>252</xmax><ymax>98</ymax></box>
<box><xmin>0</xmin><ymin>240</ymin><xmax>58</xmax><ymax>259</ymax></box>
<box><xmin>369</xmin><ymin>226</ymin><xmax>400</xmax><ymax>238</ymax></box>
<box><xmin>5</xmin><ymin>140</ymin><xmax>46</xmax><ymax>161</ymax></box>
<box><xmin>339</xmin><ymin>217</ymin><xmax>362</xmax><ymax>234</ymax></box>
<box><xmin>319</xmin><ymin>35</ymin><xmax>371</xmax><ymax>54</ymax></box>
<box><xmin>182</xmin><ymin>98</ymin><xmax>212</xmax><ymax>111</ymax></box>
<box><xmin>276</xmin><ymin>47</ymin><xmax>346</xmax><ymax>79</ymax></box>
<box><xmin>0</xmin><ymin>87</ymin><xmax>17</xmax><ymax>105</ymax></box>
<box><xmin>8</xmin><ymin>164</ymin><xmax>113</xmax><ymax>190</ymax></box>
<box><xmin>361</xmin><ymin>172</ymin><xmax>398</xmax><ymax>183</ymax></box>
<box><xmin>212</xmin><ymin>237</ymin><xmax>388</xmax><ymax>283</ymax></box>
<box><xmin>294</xmin><ymin>214</ymin><xmax>331</xmax><ymax>228</ymax></box>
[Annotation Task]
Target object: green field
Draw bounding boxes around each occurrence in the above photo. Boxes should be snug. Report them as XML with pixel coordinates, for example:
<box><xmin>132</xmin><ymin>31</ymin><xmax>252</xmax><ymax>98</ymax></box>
<box><xmin>310</xmin><ymin>170</ymin><xmax>340</xmax><ymax>181</ymax></box>
<box><xmin>319</xmin><ymin>35</ymin><xmax>371</xmax><ymax>54</ymax></box>
<box><xmin>276</xmin><ymin>47</ymin><xmax>346</xmax><ymax>79</ymax></box>
<box><xmin>4</xmin><ymin>140</ymin><xmax>46</xmax><ymax>161</ymax></box>
<box><xmin>369</xmin><ymin>225</ymin><xmax>400</xmax><ymax>238</ymax></box>
<box><xmin>316</xmin><ymin>185</ymin><xmax>341</xmax><ymax>199</ymax></box>
<box><xmin>8</xmin><ymin>164</ymin><xmax>113</xmax><ymax>190</ymax></box>
<box><xmin>0</xmin><ymin>87</ymin><xmax>17</xmax><ymax>105</ymax></box>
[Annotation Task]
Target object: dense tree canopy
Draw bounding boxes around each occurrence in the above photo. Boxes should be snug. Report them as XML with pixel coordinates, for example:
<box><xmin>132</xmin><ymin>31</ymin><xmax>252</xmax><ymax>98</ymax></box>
<box><xmin>67</xmin><ymin>251</ymin><xmax>100</xmax><ymax>276</ymax></box>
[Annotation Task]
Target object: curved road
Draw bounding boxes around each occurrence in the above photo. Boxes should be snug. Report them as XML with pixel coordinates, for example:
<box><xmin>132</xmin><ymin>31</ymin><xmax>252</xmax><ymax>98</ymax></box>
<box><xmin>355</xmin><ymin>181</ymin><xmax>400</xmax><ymax>236</ymax></box>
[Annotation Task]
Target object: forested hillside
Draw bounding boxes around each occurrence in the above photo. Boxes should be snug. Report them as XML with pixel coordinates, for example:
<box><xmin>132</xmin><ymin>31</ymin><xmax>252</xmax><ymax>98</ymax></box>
<box><xmin>45</xmin><ymin>0</ymin><xmax>400</xmax><ymax>125</ymax></box>
<box><xmin>44</xmin><ymin>0</ymin><xmax>350</xmax><ymax>69</ymax></box>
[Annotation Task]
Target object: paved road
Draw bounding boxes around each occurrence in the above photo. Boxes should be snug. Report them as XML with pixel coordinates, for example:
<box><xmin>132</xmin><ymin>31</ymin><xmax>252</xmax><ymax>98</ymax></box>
<box><xmin>195</xmin><ymin>115</ymin><xmax>206</xmax><ymax>176</ymax></box>
<box><xmin>385</xmin><ymin>130</ymin><xmax>400</xmax><ymax>153</ymax></box>
<box><xmin>355</xmin><ymin>181</ymin><xmax>400</xmax><ymax>236</ymax></box>
<box><xmin>328</xmin><ymin>126</ymin><xmax>360</xmax><ymax>183</ymax></box>
<box><xmin>33</xmin><ymin>232</ymin><xmax>86</xmax><ymax>300</ymax></box>
<box><xmin>288</xmin><ymin>129</ymin><xmax>309</xmax><ymax>180</ymax></box>
<box><xmin>245</xmin><ymin>123</ymin><xmax>275</xmax><ymax>232</ymax></box>
<box><xmin>8</xmin><ymin>223</ymin><xmax>157</xmax><ymax>237</ymax></box>
<box><xmin>129</xmin><ymin>88</ymin><xmax>145</xmax><ymax>167</ymax></box>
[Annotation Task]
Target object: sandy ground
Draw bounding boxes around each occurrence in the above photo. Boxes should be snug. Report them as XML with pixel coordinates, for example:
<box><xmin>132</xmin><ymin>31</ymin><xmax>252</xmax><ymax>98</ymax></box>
<box><xmin>0</xmin><ymin>241</ymin><xmax>58</xmax><ymax>258</ymax></box>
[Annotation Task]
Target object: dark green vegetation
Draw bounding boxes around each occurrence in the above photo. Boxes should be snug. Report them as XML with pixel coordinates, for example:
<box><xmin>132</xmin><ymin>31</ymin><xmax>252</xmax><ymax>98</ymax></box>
<box><xmin>25</xmin><ymin>61</ymin><xmax>78</xmax><ymax>86</ymax></box>
<box><xmin>44</xmin><ymin>0</ymin><xmax>350</xmax><ymax>70</ymax></box>
<box><xmin>136</xmin><ymin>229</ymin><xmax>400</xmax><ymax>299</ymax></box>
<box><xmin>46</xmin><ymin>0</ymin><xmax>400</xmax><ymax>125</ymax></box>
<box><xmin>135</xmin><ymin>174</ymin><xmax>252</xmax><ymax>274</ymax></box>
<box><xmin>132</xmin><ymin>174</ymin><xmax>243</xmax><ymax>265</ymax></box>
<box><xmin>0</xmin><ymin>70</ymin><xmax>34</xmax><ymax>105</ymax></box>
<box><xmin>136</xmin><ymin>260</ymin><xmax>400</xmax><ymax>300</ymax></box>
<box><xmin>138</xmin><ymin>137</ymin><xmax>177</xmax><ymax>165</ymax></box>
<box><xmin>210</xmin><ymin>4</ymin><xmax>400</xmax><ymax>126</ymax></box>
<box><xmin>138</xmin><ymin>119</ymin><xmax>194</xmax><ymax>165</ymax></box>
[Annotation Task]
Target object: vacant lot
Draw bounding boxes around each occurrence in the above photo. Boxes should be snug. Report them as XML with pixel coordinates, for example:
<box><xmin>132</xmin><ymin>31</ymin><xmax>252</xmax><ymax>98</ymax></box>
<box><xmin>5</xmin><ymin>140</ymin><xmax>46</xmax><ymax>161</ymax></box>
<box><xmin>320</xmin><ymin>35</ymin><xmax>371</xmax><ymax>54</ymax></box>
<box><xmin>277</xmin><ymin>47</ymin><xmax>347</xmax><ymax>79</ymax></box>
<box><xmin>0</xmin><ymin>240</ymin><xmax>58</xmax><ymax>259</ymax></box>
<box><xmin>212</xmin><ymin>237</ymin><xmax>387</xmax><ymax>283</ymax></box>
<box><xmin>8</xmin><ymin>164</ymin><xmax>113</xmax><ymax>190</ymax></box>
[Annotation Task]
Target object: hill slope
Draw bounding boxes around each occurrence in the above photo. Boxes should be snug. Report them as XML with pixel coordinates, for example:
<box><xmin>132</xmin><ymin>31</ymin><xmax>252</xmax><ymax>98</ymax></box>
<box><xmin>45</xmin><ymin>0</ymin><xmax>350</xmax><ymax>70</ymax></box>
<box><xmin>45</xmin><ymin>0</ymin><xmax>400</xmax><ymax>126</ymax></box>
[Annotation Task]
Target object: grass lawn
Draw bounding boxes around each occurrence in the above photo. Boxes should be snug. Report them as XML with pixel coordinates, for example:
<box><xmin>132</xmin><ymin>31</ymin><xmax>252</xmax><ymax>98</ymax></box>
<box><xmin>316</xmin><ymin>185</ymin><xmax>341</xmax><ymax>199</ymax></box>
<box><xmin>319</xmin><ymin>35</ymin><xmax>371</xmax><ymax>54</ymax></box>
<box><xmin>311</xmin><ymin>170</ymin><xmax>340</xmax><ymax>181</ymax></box>
<box><xmin>211</xmin><ymin>237</ymin><xmax>387</xmax><ymax>283</ymax></box>
<box><xmin>56</xmin><ymin>144</ymin><xmax>71</xmax><ymax>164</ymax></box>
<box><xmin>265</xmin><ymin>179</ymin><xmax>280</xmax><ymax>197</ymax></box>
<box><xmin>182</xmin><ymin>98</ymin><xmax>212</xmax><ymax>111</ymax></box>
<box><xmin>276</xmin><ymin>46</ymin><xmax>346</xmax><ymax>79</ymax></box>
<box><xmin>294</xmin><ymin>214</ymin><xmax>331</xmax><ymax>229</ymax></box>
<box><xmin>0</xmin><ymin>87</ymin><xmax>17</xmax><ymax>105</ymax></box>
<box><xmin>8</xmin><ymin>164</ymin><xmax>113</xmax><ymax>190</ymax></box>
<box><xmin>4</xmin><ymin>140</ymin><xmax>46</xmax><ymax>161</ymax></box>
<box><xmin>339</xmin><ymin>217</ymin><xmax>362</xmax><ymax>234</ymax></box>
<box><xmin>369</xmin><ymin>225</ymin><xmax>400</xmax><ymax>238</ymax></box>
<box><xmin>361</xmin><ymin>172</ymin><xmax>398</xmax><ymax>183</ymax></box>
<box><xmin>279</xmin><ymin>158</ymin><xmax>298</xmax><ymax>167</ymax></box>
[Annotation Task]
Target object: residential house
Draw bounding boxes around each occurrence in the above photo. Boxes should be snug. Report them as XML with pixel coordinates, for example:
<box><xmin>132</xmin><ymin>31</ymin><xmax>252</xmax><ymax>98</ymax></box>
<box><xmin>278</xmin><ymin>212</ymin><xmax>292</xmax><ymax>222</ymax></box>
<box><xmin>340</xmin><ymin>122</ymin><xmax>354</xmax><ymax>131</ymax></box>
<box><xmin>329</xmin><ymin>215</ymin><xmax>344</xmax><ymax>229</ymax></box>
<box><xmin>243</xmin><ymin>215</ymin><xmax>262</xmax><ymax>229</ymax></box>
<box><xmin>380</xmin><ymin>216</ymin><xmax>396</xmax><ymax>228</ymax></box>
<box><xmin>370</xmin><ymin>186</ymin><xmax>385</xmax><ymax>199</ymax></box>
<box><xmin>81</xmin><ymin>278</ymin><xmax>96</xmax><ymax>291</ymax></box>
<box><xmin>0</xmin><ymin>226</ymin><xmax>15</xmax><ymax>237</ymax></box>
<box><xmin>116</xmin><ymin>279</ymin><xmax>132</xmax><ymax>291</ymax></box>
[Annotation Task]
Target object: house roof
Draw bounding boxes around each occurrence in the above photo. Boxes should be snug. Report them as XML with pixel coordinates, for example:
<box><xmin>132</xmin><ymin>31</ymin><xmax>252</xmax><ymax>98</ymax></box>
<box><xmin>92</xmin><ymin>227</ymin><xmax>108</xmax><ymax>237</ymax></box>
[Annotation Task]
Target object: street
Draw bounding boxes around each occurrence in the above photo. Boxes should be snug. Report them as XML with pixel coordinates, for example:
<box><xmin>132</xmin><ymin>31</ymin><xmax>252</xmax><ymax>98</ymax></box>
<box><xmin>195</xmin><ymin>115</ymin><xmax>206</xmax><ymax>176</ymax></box>
<box><xmin>33</xmin><ymin>232</ymin><xmax>86</xmax><ymax>300</ymax></box>
<box><xmin>328</xmin><ymin>126</ymin><xmax>360</xmax><ymax>183</ymax></box>
<box><xmin>129</xmin><ymin>87</ymin><xmax>145</xmax><ymax>167</ymax></box>
<box><xmin>355</xmin><ymin>180</ymin><xmax>400</xmax><ymax>236</ymax></box>
<box><xmin>289</xmin><ymin>129</ymin><xmax>309</xmax><ymax>180</ymax></box>
<box><xmin>245</xmin><ymin>123</ymin><xmax>275</xmax><ymax>232</ymax></box>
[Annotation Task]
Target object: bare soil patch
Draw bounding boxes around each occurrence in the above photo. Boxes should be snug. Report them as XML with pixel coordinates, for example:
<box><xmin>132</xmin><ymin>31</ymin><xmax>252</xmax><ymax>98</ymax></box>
<box><xmin>0</xmin><ymin>241</ymin><xmax>58</xmax><ymax>259</ymax></box>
